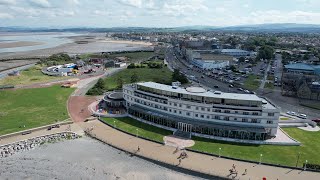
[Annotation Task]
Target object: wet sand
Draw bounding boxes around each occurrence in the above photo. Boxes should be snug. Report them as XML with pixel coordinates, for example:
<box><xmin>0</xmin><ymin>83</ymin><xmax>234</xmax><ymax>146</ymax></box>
<box><xmin>0</xmin><ymin>41</ymin><xmax>44</xmax><ymax>48</ymax></box>
<box><xmin>0</xmin><ymin>33</ymin><xmax>153</xmax><ymax>59</ymax></box>
<box><xmin>0</xmin><ymin>137</ymin><xmax>203</xmax><ymax>180</ymax></box>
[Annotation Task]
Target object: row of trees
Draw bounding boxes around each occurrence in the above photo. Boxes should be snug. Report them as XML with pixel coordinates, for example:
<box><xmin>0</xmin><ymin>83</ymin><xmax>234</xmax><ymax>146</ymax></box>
<box><xmin>127</xmin><ymin>62</ymin><xmax>165</xmax><ymax>69</ymax></box>
<box><xmin>40</xmin><ymin>53</ymin><xmax>72</xmax><ymax>66</ymax></box>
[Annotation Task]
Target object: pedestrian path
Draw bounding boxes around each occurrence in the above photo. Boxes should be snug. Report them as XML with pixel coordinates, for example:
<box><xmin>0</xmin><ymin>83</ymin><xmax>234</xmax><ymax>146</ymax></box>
<box><xmin>80</xmin><ymin>120</ymin><xmax>320</xmax><ymax>180</ymax></box>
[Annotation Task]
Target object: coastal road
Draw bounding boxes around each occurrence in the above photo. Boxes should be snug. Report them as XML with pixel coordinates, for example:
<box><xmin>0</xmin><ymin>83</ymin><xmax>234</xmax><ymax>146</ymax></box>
<box><xmin>0</xmin><ymin>63</ymin><xmax>35</xmax><ymax>80</ymax></box>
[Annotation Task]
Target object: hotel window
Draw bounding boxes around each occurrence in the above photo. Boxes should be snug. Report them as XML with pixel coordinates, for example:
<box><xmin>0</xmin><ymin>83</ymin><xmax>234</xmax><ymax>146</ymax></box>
<box><xmin>252</xmin><ymin>119</ymin><xmax>258</xmax><ymax>123</ymax></box>
<box><xmin>187</xmin><ymin>105</ymin><xmax>191</xmax><ymax>109</ymax></box>
<box><xmin>179</xmin><ymin>111</ymin><xmax>182</xmax><ymax>114</ymax></box>
<box><xmin>215</xmin><ymin>109</ymin><xmax>221</xmax><ymax>113</ymax></box>
<box><xmin>243</xmin><ymin>112</ymin><xmax>249</xmax><ymax>115</ymax></box>
<box><xmin>224</xmin><ymin>117</ymin><xmax>230</xmax><ymax>121</ymax></box>
<box><xmin>234</xmin><ymin>118</ymin><xmax>238</xmax><ymax>121</ymax></box>
<box><xmin>155</xmin><ymin>105</ymin><xmax>158</xmax><ymax>108</ymax></box>
<box><xmin>268</xmin><ymin>113</ymin><xmax>275</xmax><ymax>116</ymax></box>
<box><xmin>207</xmin><ymin>108</ymin><xmax>210</xmax><ymax>112</ymax></box>
<box><xmin>225</xmin><ymin>110</ymin><xmax>230</xmax><ymax>113</ymax></box>
<box><xmin>200</xmin><ymin>115</ymin><xmax>204</xmax><ymax>118</ymax></box>
<box><xmin>169</xmin><ymin>109</ymin><xmax>172</xmax><ymax>112</ymax></box>
<box><xmin>235</xmin><ymin>111</ymin><xmax>238</xmax><ymax>114</ymax></box>
<box><xmin>186</xmin><ymin>112</ymin><xmax>190</xmax><ymax>116</ymax></box>
<box><xmin>267</xmin><ymin>120</ymin><xmax>273</xmax><ymax>124</ymax></box>
<box><xmin>195</xmin><ymin>114</ymin><xmax>199</xmax><ymax>117</ymax></box>
<box><xmin>174</xmin><ymin>103</ymin><xmax>177</xmax><ymax>106</ymax></box>
<box><xmin>242</xmin><ymin>118</ymin><xmax>248</xmax><ymax>122</ymax></box>
<box><xmin>207</xmin><ymin>115</ymin><xmax>210</xmax><ymax>119</ymax></box>
<box><xmin>164</xmin><ymin>107</ymin><xmax>168</xmax><ymax>111</ymax></box>
<box><xmin>215</xmin><ymin>115</ymin><xmax>220</xmax><ymax>120</ymax></box>
<box><xmin>179</xmin><ymin>104</ymin><xmax>182</xmax><ymax>107</ymax></box>
<box><xmin>201</xmin><ymin>107</ymin><xmax>205</xmax><ymax>111</ymax></box>
<box><xmin>196</xmin><ymin>107</ymin><xmax>199</xmax><ymax>110</ymax></box>
<box><xmin>253</xmin><ymin>112</ymin><xmax>259</xmax><ymax>116</ymax></box>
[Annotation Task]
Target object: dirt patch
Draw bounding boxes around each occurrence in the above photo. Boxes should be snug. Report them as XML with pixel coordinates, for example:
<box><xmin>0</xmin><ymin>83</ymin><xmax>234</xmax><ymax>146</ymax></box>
<box><xmin>68</xmin><ymin>96</ymin><xmax>97</xmax><ymax>122</ymax></box>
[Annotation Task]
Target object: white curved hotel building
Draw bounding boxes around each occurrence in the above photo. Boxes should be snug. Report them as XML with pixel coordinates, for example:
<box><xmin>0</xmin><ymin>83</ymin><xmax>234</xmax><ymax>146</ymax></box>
<box><xmin>123</xmin><ymin>82</ymin><xmax>280</xmax><ymax>141</ymax></box>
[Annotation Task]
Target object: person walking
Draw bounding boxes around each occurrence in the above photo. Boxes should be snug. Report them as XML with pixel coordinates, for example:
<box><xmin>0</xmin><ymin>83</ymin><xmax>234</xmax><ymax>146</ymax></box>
<box><xmin>137</xmin><ymin>146</ymin><xmax>140</xmax><ymax>152</ymax></box>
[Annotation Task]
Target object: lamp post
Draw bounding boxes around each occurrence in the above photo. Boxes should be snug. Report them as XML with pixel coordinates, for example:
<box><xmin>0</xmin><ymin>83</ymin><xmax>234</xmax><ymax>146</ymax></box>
<box><xmin>219</xmin><ymin>148</ymin><xmax>221</xmax><ymax>157</ymax></box>
<box><xmin>113</xmin><ymin>120</ymin><xmax>116</xmax><ymax>128</ymax></box>
<box><xmin>259</xmin><ymin>154</ymin><xmax>263</xmax><ymax>164</ymax></box>
<box><xmin>296</xmin><ymin>152</ymin><xmax>301</xmax><ymax>167</ymax></box>
<box><xmin>136</xmin><ymin>128</ymin><xmax>139</xmax><ymax>137</ymax></box>
<box><xmin>304</xmin><ymin>160</ymin><xmax>308</xmax><ymax>170</ymax></box>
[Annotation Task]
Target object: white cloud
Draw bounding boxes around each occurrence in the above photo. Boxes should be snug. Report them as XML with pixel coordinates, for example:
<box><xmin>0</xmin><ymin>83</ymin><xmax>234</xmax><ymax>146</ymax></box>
<box><xmin>93</xmin><ymin>10</ymin><xmax>109</xmax><ymax>16</ymax></box>
<box><xmin>29</xmin><ymin>0</ymin><xmax>51</xmax><ymax>8</ymax></box>
<box><xmin>0</xmin><ymin>12</ymin><xmax>13</xmax><ymax>18</ymax></box>
<box><xmin>118</xmin><ymin>0</ymin><xmax>143</xmax><ymax>8</ymax></box>
<box><xmin>67</xmin><ymin>0</ymin><xmax>80</xmax><ymax>5</ymax></box>
<box><xmin>0</xmin><ymin>0</ymin><xmax>16</xmax><ymax>5</ymax></box>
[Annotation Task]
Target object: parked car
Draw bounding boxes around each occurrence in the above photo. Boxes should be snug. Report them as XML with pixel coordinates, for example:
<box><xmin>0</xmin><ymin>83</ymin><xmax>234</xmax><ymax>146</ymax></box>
<box><xmin>237</xmin><ymin>88</ymin><xmax>243</xmax><ymax>91</ymax></box>
<box><xmin>214</xmin><ymin>85</ymin><xmax>219</xmax><ymax>88</ymax></box>
<box><xmin>312</xmin><ymin>118</ymin><xmax>320</xmax><ymax>123</ymax></box>
<box><xmin>286</xmin><ymin>111</ymin><xmax>297</xmax><ymax>116</ymax></box>
<box><xmin>229</xmin><ymin>84</ymin><xmax>234</xmax><ymax>88</ymax></box>
<box><xmin>298</xmin><ymin>114</ymin><xmax>307</xmax><ymax>119</ymax></box>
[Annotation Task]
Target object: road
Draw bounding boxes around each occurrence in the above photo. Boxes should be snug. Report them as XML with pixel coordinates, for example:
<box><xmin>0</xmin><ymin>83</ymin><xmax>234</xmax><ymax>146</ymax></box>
<box><xmin>165</xmin><ymin>46</ymin><xmax>237</xmax><ymax>93</ymax></box>
<box><xmin>165</xmin><ymin>46</ymin><xmax>320</xmax><ymax>120</ymax></box>
<box><xmin>259</xmin><ymin>61</ymin><xmax>271</xmax><ymax>89</ymax></box>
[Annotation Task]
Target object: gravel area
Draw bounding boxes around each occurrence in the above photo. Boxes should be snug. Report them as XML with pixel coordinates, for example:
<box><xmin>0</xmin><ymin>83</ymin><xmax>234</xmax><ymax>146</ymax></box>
<box><xmin>0</xmin><ymin>137</ymin><xmax>204</xmax><ymax>180</ymax></box>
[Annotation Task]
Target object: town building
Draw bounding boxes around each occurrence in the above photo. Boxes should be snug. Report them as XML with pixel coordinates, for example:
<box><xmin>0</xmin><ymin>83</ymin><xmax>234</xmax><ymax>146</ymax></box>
<box><xmin>221</xmin><ymin>49</ymin><xmax>250</xmax><ymax>57</ymax></box>
<box><xmin>123</xmin><ymin>82</ymin><xmax>280</xmax><ymax>142</ymax></box>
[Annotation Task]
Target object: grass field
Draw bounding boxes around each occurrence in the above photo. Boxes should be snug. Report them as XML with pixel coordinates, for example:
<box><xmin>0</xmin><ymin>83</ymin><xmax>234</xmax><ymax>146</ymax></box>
<box><xmin>101</xmin><ymin>116</ymin><xmax>320</xmax><ymax>167</ymax></box>
<box><xmin>108</xmin><ymin>51</ymin><xmax>154</xmax><ymax>62</ymax></box>
<box><xmin>243</xmin><ymin>75</ymin><xmax>260</xmax><ymax>91</ymax></box>
<box><xmin>300</xmin><ymin>102</ymin><xmax>320</xmax><ymax>110</ymax></box>
<box><xmin>0</xmin><ymin>65</ymin><xmax>68</xmax><ymax>86</ymax></box>
<box><xmin>102</xmin><ymin>117</ymin><xmax>172</xmax><ymax>142</ymax></box>
<box><xmin>264</xmin><ymin>82</ymin><xmax>274</xmax><ymax>89</ymax></box>
<box><xmin>0</xmin><ymin>85</ymin><xmax>73</xmax><ymax>135</ymax></box>
<box><xmin>103</xmin><ymin>67</ymin><xmax>172</xmax><ymax>90</ymax></box>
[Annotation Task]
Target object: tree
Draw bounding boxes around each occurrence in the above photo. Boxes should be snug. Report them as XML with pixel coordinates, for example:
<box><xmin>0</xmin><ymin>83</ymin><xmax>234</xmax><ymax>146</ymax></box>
<box><xmin>116</xmin><ymin>77</ymin><xmax>124</xmax><ymax>89</ymax></box>
<box><xmin>130</xmin><ymin>73</ymin><xmax>139</xmax><ymax>83</ymax></box>
<box><xmin>303</xmin><ymin>53</ymin><xmax>310</xmax><ymax>60</ymax></box>
<box><xmin>172</xmin><ymin>69</ymin><xmax>188</xmax><ymax>84</ymax></box>
<box><xmin>127</xmin><ymin>63</ymin><xmax>136</xmax><ymax>69</ymax></box>
<box><xmin>239</xmin><ymin>57</ymin><xmax>246</xmax><ymax>63</ymax></box>
<box><xmin>256</xmin><ymin>45</ymin><xmax>274</xmax><ymax>61</ymax></box>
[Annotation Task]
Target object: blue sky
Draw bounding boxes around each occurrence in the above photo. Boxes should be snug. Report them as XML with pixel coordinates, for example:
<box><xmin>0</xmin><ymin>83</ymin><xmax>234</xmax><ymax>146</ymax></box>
<box><xmin>1</xmin><ymin>0</ymin><xmax>320</xmax><ymax>27</ymax></box>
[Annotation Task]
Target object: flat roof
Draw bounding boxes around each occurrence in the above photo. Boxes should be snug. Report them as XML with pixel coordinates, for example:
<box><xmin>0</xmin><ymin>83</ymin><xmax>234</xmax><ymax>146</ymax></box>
<box><xmin>136</xmin><ymin>82</ymin><xmax>262</xmax><ymax>102</ymax></box>
<box><xmin>221</xmin><ymin>49</ymin><xmax>249</xmax><ymax>53</ymax></box>
<box><xmin>199</xmin><ymin>54</ymin><xmax>233</xmax><ymax>61</ymax></box>
<box><xmin>284</xmin><ymin>63</ymin><xmax>320</xmax><ymax>72</ymax></box>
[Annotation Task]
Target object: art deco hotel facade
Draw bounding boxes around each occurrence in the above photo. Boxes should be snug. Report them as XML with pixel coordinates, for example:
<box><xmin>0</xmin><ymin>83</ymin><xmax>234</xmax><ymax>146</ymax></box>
<box><xmin>123</xmin><ymin>82</ymin><xmax>280</xmax><ymax>141</ymax></box>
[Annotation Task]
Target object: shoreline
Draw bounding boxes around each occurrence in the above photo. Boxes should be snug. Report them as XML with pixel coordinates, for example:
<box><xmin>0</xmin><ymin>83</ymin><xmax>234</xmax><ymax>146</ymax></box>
<box><xmin>0</xmin><ymin>41</ymin><xmax>45</xmax><ymax>48</ymax></box>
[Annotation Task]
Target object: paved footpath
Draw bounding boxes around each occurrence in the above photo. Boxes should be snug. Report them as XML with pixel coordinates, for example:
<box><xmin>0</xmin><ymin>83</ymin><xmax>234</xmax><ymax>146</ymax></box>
<box><xmin>80</xmin><ymin>120</ymin><xmax>320</xmax><ymax>180</ymax></box>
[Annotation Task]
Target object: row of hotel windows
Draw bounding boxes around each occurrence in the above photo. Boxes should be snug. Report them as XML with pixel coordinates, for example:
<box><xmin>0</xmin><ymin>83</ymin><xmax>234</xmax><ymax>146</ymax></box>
<box><xmin>128</xmin><ymin>97</ymin><xmax>273</xmax><ymax>124</ymax></box>
<box><xmin>124</xmin><ymin>93</ymin><xmax>274</xmax><ymax>117</ymax></box>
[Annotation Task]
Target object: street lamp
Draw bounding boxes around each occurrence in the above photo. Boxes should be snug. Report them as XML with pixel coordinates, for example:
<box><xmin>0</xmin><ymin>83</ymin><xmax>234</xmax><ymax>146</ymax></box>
<box><xmin>259</xmin><ymin>154</ymin><xmax>263</xmax><ymax>164</ymax></box>
<box><xmin>113</xmin><ymin>120</ymin><xmax>116</xmax><ymax>127</ymax></box>
<box><xmin>136</xmin><ymin>128</ymin><xmax>139</xmax><ymax>137</ymax></box>
<box><xmin>304</xmin><ymin>160</ymin><xmax>308</xmax><ymax>170</ymax></box>
<box><xmin>219</xmin><ymin>148</ymin><xmax>221</xmax><ymax>157</ymax></box>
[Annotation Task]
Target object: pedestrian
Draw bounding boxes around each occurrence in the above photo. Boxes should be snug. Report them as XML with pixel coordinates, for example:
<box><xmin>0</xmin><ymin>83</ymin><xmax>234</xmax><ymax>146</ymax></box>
<box><xmin>244</xmin><ymin>169</ymin><xmax>247</xmax><ymax>175</ymax></box>
<box><xmin>137</xmin><ymin>146</ymin><xmax>140</xmax><ymax>152</ymax></box>
<box><xmin>232</xmin><ymin>164</ymin><xmax>236</xmax><ymax>169</ymax></box>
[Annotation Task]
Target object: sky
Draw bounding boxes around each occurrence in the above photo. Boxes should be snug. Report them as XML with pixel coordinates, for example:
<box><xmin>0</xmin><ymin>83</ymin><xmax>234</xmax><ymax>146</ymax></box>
<box><xmin>1</xmin><ymin>0</ymin><xmax>320</xmax><ymax>28</ymax></box>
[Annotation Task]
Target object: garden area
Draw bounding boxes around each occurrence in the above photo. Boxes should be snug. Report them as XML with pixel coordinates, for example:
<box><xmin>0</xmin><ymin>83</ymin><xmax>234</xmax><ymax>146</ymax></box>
<box><xmin>243</xmin><ymin>75</ymin><xmax>261</xmax><ymax>91</ymax></box>
<box><xmin>0</xmin><ymin>85</ymin><xmax>73</xmax><ymax>135</ymax></box>
<box><xmin>100</xmin><ymin>116</ymin><xmax>320</xmax><ymax>167</ymax></box>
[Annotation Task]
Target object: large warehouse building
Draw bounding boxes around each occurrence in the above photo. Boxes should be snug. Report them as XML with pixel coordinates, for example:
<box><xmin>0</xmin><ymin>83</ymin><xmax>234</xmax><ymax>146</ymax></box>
<box><xmin>123</xmin><ymin>82</ymin><xmax>280</xmax><ymax>142</ymax></box>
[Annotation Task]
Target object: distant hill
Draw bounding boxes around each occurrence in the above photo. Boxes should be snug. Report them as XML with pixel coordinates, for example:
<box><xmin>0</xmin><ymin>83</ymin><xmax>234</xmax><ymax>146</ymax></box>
<box><xmin>1</xmin><ymin>23</ymin><xmax>320</xmax><ymax>33</ymax></box>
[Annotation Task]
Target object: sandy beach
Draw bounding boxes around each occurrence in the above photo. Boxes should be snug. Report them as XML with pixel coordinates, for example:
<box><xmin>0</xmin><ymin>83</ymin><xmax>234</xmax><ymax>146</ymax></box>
<box><xmin>0</xmin><ymin>137</ymin><xmax>203</xmax><ymax>180</ymax></box>
<box><xmin>0</xmin><ymin>41</ymin><xmax>44</xmax><ymax>48</ymax></box>
<box><xmin>0</xmin><ymin>33</ymin><xmax>153</xmax><ymax>59</ymax></box>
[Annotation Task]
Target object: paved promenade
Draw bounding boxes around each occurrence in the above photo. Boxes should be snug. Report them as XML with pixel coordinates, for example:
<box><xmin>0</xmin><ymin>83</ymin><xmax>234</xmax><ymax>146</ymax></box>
<box><xmin>81</xmin><ymin>120</ymin><xmax>320</xmax><ymax>180</ymax></box>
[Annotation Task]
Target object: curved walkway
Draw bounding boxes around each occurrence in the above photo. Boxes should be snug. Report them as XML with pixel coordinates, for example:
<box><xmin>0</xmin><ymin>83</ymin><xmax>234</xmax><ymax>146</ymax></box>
<box><xmin>80</xmin><ymin>120</ymin><xmax>319</xmax><ymax>180</ymax></box>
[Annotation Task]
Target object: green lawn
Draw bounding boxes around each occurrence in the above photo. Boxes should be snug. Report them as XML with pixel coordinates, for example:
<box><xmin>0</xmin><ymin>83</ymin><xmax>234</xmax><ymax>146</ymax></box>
<box><xmin>243</xmin><ymin>75</ymin><xmax>260</xmax><ymax>91</ymax></box>
<box><xmin>103</xmin><ymin>67</ymin><xmax>173</xmax><ymax>90</ymax></box>
<box><xmin>101</xmin><ymin>116</ymin><xmax>320</xmax><ymax>167</ymax></box>
<box><xmin>108</xmin><ymin>51</ymin><xmax>154</xmax><ymax>62</ymax></box>
<box><xmin>101</xmin><ymin>117</ymin><xmax>172</xmax><ymax>142</ymax></box>
<box><xmin>300</xmin><ymin>102</ymin><xmax>320</xmax><ymax>110</ymax></box>
<box><xmin>264</xmin><ymin>82</ymin><xmax>274</xmax><ymax>89</ymax></box>
<box><xmin>0</xmin><ymin>85</ymin><xmax>73</xmax><ymax>135</ymax></box>
<box><xmin>0</xmin><ymin>65</ymin><xmax>68</xmax><ymax>86</ymax></box>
